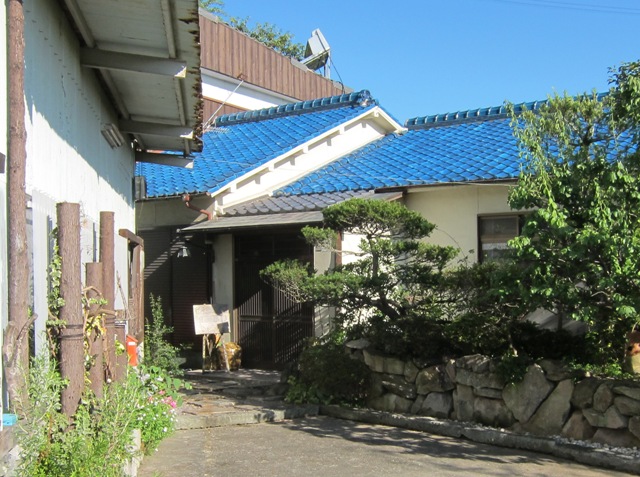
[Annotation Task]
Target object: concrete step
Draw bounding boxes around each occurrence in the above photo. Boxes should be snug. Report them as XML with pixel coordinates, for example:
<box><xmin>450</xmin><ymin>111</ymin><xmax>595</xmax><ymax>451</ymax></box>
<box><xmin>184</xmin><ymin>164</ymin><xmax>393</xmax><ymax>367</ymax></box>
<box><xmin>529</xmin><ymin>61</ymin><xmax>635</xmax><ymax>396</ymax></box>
<box><xmin>176</xmin><ymin>404</ymin><xmax>319</xmax><ymax>430</ymax></box>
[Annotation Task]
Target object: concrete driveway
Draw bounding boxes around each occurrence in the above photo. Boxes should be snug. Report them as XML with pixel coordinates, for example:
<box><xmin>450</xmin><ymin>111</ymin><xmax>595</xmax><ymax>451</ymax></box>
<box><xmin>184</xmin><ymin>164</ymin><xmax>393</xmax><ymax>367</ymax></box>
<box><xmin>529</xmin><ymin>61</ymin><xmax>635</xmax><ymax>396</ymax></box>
<box><xmin>138</xmin><ymin>415</ymin><xmax>634</xmax><ymax>477</ymax></box>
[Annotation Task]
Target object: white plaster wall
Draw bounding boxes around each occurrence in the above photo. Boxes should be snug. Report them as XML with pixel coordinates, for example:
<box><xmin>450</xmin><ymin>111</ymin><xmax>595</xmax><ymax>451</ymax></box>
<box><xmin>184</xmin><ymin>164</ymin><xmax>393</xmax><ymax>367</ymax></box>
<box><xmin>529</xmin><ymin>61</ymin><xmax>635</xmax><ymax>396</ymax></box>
<box><xmin>23</xmin><ymin>0</ymin><xmax>136</xmax><ymax>352</ymax></box>
<box><xmin>136</xmin><ymin>195</ymin><xmax>211</xmax><ymax>229</ymax></box>
<box><xmin>405</xmin><ymin>184</ymin><xmax>515</xmax><ymax>263</ymax></box>
<box><xmin>341</xmin><ymin>232</ymin><xmax>365</xmax><ymax>266</ymax></box>
<box><xmin>313</xmin><ymin>247</ymin><xmax>335</xmax><ymax>337</ymax></box>
<box><xmin>212</xmin><ymin>234</ymin><xmax>234</xmax><ymax>339</ymax></box>
<box><xmin>202</xmin><ymin>70</ymin><xmax>295</xmax><ymax>113</ymax></box>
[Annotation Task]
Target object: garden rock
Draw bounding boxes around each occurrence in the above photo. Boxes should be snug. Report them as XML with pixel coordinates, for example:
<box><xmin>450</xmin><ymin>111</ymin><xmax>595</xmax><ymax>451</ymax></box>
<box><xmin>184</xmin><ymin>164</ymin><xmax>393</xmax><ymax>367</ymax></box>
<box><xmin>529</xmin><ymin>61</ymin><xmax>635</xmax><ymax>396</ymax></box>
<box><xmin>502</xmin><ymin>364</ymin><xmax>553</xmax><ymax>422</ymax></box>
<box><xmin>538</xmin><ymin>359</ymin><xmax>581</xmax><ymax>382</ymax></box>
<box><xmin>523</xmin><ymin>379</ymin><xmax>573</xmax><ymax>436</ymax></box>
<box><xmin>453</xmin><ymin>385</ymin><xmax>474</xmax><ymax>422</ymax></box>
<box><xmin>613</xmin><ymin>385</ymin><xmax>640</xmax><ymax>401</ymax></box>
<box><xmin>410</xmin><ymin>394</ymin><xmax>425</xmax><ymax>414</ymax></box>
<box><xmin>368</xmin><ymin>373</ymin><xmax>384</xmax><ymax>399</ymax></box>
<box><xmin>381</xmin><ymin>373</ymin><xmax>417</xmax><ymax>400</ymax></box>
<box><xmin>369</xmin><ymin>393</ymin><xmax>413</xmax><ymax>413</ymax></box>
<box><xmin>419</xmin><ymin>392</ymin><xmax>453</xmax><ymax>419</ymax></box>
<box><xmin>629</xmin><ymin>416</ymin><xmax>640</xmax><ymax>439</ymax></box>
<box><xmin>404</xmin><ymin>360</ymin><xmax>419</xmax><ymax>384</ymax></box>
<box><xmin>592</xmin><ymin>428</ymin><xmax>640</xmax><ymax>449</ymax></box>
<box><xmin>583</xmin><ymin>406</ymin><xmax>628</xmax><ymax>429</ymax></box>
<box><xmin>363</xmin><ymin>349</ymin><xmax>405</xmax><ymax>374</ymax></box>
<box><xmin>345</xmin><ymin>338</ymin><xmax>370</xmax><ymax>350</ymax></box>
<box><xmin>444</xmin><ymin>359</ymin><xmax>456</xmax><ymax>383</ymax></box>
<box><xmin>614</xmin><ymin>395</ymin><xmax>640</xmax><ymax>416</ymax></box>
<box><xmin>455</xmin><ymin>368</ymin><xmax>503</xmax><ymax>390</ymax></box>
<box><xmin>593</xmin><ymin>383</ymin><xmax>614</xmax><ymax>412</ymax></box>
<box><xmin>474</xmin><ymin>387</ymin><xmax>502</xmax><ymax>399</ymax></box>
<box><xmin>473</xmin><ymin>397</ymin><xmax>514</xmax><ymax>428</ymax></box>
<box><xmin>416</xmin><ymin>365</ymin><xmax>454</xmax><ymax>394</ymax></box>
<box><xmin>456</xmin><ymin>354</ymin><xmax>491</xmax><ymax>373</ymax></box>
<box><xmin>562</xmin><ymin>410</ymin><xmax>596</xmax><ymax>441</ymax></box>
<box><xmin>571</xmin><ymin>377</ymin><xmax>601</xmax><ymax>409</ymax></box>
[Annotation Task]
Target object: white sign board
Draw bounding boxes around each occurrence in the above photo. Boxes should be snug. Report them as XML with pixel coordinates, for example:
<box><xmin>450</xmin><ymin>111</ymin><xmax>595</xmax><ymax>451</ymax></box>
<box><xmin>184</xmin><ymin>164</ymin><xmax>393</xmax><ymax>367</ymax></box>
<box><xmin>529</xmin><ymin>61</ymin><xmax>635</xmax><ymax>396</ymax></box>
<box><xmin>193</xmin><ymin>304</ymin><xmax>229</xmax><ymax>335</ymax></box>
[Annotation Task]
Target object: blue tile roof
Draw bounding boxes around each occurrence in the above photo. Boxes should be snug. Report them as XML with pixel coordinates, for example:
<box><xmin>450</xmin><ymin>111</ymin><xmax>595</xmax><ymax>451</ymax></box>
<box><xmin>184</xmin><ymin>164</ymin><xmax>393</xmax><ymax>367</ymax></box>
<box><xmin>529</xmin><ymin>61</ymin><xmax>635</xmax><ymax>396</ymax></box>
<box><xmin>276</xmin><ymin>93</ymin><xmax>618</xmax><ymax>197</ymax></box>
<box><xmin>136</xmin><ymin>90</ymin><xmax>377</xmax><ymax>198</ymax></box>
<box><xmin>276</xmin><ymin>108</ymin><xmax>523</xmax><ymax>196</ymax></box>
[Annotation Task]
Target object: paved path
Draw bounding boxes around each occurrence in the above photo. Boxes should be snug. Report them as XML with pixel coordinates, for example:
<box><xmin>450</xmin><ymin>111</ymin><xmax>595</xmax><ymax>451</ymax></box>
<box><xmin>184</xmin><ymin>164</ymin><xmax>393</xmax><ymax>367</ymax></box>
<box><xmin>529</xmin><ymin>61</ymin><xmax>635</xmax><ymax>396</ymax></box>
<box><xmin>138</xmin><ymin>415</ymin><xmax>634</xmax><ymax>477</ymax></box>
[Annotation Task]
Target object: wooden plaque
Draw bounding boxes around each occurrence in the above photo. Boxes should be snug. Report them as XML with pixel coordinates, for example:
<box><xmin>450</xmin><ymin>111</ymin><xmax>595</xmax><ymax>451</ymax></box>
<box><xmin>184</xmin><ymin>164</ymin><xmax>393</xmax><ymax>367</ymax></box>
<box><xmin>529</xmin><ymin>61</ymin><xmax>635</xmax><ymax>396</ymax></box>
<box><xmin>193</xmin><ymin>304</ymin><xmax>229</xmax><ymax>335</ymax></box>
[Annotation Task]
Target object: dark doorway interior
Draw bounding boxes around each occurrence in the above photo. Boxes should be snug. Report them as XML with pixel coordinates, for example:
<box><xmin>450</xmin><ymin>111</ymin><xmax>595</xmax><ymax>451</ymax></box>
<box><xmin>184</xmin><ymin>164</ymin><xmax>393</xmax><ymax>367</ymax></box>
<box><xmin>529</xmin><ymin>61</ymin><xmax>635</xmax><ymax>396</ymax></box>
<box><xmin>234</xmin><ymin>230</ymin><xmax>314</xmax><ymax>369</ymax></box>
<box><xmin>141</xmin><ymin>227</ymin><xmax>210</xmax><ymax>350</ymax></box>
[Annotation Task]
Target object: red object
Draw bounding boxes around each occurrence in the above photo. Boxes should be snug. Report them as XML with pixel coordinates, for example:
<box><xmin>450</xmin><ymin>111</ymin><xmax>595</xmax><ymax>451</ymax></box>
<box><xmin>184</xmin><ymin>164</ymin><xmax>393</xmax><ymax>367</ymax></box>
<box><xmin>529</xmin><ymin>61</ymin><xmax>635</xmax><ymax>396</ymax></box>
<box><xmin>126</xmin><ymin>335</ymin><xmax>138</xmax><ymax>366</ymax></box>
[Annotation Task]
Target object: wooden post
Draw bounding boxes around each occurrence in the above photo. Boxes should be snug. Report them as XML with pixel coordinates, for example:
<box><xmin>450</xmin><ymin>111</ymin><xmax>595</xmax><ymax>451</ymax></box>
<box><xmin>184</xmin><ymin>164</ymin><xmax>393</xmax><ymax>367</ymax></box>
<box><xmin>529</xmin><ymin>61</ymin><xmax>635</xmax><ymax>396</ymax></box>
<box><xmin>118</xmin><ymin>229</ymin><xmax>145</xmax><ymax>342</ymax></box>
<box><xmin>100</xmin><ymin>212</ymin><xmax>116</xmax><ymax>382</ymax></box>
<box><xmin>58</xmin><ymin>203</ymin><xmax>83</xmax><ymax>417</ymax></box>
<box><xmin>85</xmin><ymin>262</ymin><xmax>104</xmax><ymax>399</ymax></box>
<box><xmin>4</xmin><ymin>0</ymin><xmax>29</xmax><ymax>414</ymax></box>
<box><xmin>131</xmin><ymin>245</ymin><xmax>143</xmax><ymax>340</ymax></box>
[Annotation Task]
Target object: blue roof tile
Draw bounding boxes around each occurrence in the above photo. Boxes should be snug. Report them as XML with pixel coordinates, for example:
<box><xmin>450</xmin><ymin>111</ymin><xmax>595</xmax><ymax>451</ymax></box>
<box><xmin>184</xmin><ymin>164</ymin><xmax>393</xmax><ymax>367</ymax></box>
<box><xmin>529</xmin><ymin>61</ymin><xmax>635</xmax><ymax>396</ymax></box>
<box><xmin>276</xmin><ymin>93</ymin><xmax>619</xmax><ymax>197</ymax></box>
<box><xmin>137</xmin><ymin>90</ymin><xmax>377</xmax><ymax>198</ymax></box>
<box><xmin>276</xmin><ymin>112</ymin><xmax>523</xmax><ymax>196</ymax></box>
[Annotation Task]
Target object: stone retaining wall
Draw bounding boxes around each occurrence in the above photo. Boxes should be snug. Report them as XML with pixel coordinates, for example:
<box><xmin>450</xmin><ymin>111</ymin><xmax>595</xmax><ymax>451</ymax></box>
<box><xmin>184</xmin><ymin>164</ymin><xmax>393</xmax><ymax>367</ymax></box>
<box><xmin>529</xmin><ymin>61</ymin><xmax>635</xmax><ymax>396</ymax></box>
<box><xmin>352</xmin><ymin>345</ymin><xmax>640</xmax><ymax>449</ymax></box>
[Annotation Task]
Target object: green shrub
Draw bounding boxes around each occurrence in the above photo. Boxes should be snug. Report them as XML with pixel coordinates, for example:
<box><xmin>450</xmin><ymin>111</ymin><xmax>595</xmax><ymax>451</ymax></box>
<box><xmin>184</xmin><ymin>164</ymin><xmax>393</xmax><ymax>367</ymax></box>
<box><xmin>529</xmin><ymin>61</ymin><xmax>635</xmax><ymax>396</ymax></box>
<box><xmin>17</xmin><ymin>353</ymin><xmax>186</xmax><ymax>476</ymax></box>
<box><xmin>135</xmin><ymin>365</ymin><xmax>185</xmax><ymax>453</ymax></box>
<box><xmin>18</xmin><ymin>354</ymin><xmax>143</xmax><ymax>477</ymax></box>
<box><xmin>144</xmin><ymin>294</ymin><xmax>182</xmax><ymax>375</ymax></box>
<box><xmin>286</xmin><ymin>339</ymin><xmax>370</xmax><ymax>406</ymax></box>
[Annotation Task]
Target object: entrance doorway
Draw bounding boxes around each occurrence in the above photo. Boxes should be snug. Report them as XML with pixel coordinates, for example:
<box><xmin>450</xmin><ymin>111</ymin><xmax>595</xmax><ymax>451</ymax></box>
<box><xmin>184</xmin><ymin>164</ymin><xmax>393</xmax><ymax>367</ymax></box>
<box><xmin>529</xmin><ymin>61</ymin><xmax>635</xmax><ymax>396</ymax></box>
<box><xmin>234</xmin><ymin>231</ymin><xmax>313</xmax><ymax>369</ymax></box>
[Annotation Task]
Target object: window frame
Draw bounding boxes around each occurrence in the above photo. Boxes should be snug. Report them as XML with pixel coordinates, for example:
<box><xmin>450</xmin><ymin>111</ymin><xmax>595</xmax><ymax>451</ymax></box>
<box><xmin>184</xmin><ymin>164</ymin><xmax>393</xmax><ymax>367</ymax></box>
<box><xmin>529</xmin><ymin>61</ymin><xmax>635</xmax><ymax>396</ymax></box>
<box><xmin>477</xmin><ymin>213</ymin><xmax>524</xmax><ymax>263</ymax></box>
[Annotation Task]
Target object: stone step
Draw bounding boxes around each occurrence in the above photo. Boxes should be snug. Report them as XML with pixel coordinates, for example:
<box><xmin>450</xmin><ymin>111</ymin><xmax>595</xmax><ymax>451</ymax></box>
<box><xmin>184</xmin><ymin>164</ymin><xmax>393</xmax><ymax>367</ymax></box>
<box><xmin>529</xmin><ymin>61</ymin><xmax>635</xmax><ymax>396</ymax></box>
<box><xmin>176</xmin><ymin>404</ymin><xmax>319</xmax><ymax>430</ymax></box>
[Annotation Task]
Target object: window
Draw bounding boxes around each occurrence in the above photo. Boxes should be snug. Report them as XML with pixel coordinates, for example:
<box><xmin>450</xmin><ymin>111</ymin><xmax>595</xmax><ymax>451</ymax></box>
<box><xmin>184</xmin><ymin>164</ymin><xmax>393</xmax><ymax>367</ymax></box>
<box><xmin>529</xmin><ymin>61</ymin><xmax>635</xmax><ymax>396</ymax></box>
<box><xmin>478</xmin><ymin>215</ymin><xmax>522</xmax><ymax>262</ymax></box>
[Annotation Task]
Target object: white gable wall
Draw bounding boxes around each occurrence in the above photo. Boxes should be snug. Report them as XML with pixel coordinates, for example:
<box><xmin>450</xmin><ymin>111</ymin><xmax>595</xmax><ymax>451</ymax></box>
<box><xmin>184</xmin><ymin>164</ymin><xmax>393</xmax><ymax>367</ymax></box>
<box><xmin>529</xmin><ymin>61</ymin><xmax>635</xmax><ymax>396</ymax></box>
<box><xmin>23</xmin><ymin>0</ymin><xmax>135</xmax><ymax>352</ymax></box>
<box><xmin>213</xmin><ymin>107</ymin><xmax>399</xmax><ymax>212</ymax></box>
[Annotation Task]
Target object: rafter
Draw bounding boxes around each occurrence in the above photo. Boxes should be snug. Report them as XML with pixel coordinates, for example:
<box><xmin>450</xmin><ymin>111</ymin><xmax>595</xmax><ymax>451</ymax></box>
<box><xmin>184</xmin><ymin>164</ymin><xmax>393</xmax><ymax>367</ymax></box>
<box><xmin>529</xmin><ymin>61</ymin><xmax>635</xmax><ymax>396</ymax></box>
<box><xmin>80</xmin><ymin>48</ymin><xmax>187</xmax><ymax>78</ymax></box>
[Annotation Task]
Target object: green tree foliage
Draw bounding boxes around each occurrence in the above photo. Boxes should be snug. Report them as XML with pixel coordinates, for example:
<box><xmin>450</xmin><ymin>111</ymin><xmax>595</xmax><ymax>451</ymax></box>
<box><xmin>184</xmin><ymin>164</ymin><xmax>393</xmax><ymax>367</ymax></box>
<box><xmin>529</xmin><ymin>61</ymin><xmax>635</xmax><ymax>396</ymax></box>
<box><xmin>261</xmin><ymin>198</ymin><xmax>461</xmax><ymax>357</ymax></box>
<box><xmin>198</xmin><ymin>1</ymin><xmax>305</xmax><ymax>59</ymax></box>
<box><xmin>507</xmin><ymin>60</ymin><xmax>640</xmax><ymax>365</ymax></box>
<box><xmin>229</xmin><ymin>17</ymin><xmax>305</xmax><ymax>59</ymax></box>
<box><xmin>198</xmin><ymin>0</ymin><xmax>224</xmax><ymax>15</ymax></box>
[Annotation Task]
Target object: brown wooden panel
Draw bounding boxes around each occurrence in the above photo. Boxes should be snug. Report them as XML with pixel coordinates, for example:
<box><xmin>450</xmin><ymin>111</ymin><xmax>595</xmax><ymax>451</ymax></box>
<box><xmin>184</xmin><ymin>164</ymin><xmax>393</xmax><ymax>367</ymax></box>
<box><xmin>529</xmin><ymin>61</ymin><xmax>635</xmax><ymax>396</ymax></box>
<box><xmin>199</xmin><ymin>14</ymin><xmax>346</xmax><ymax>104</ymax></box>
<box><xmin>170</xmin><ymin>233</ymin><xmax>210</xmax><ymax>349</ymax></box>
<box><xmin>203</xmin><ymin>99</ymin><xmax>244</xmax><ymax>123</ymax></box>
<box><xmin>140</xmin><ymin>228</ymin><xmax>173</xmax><ymax>326</ymax></box>
<box><xmin>140</xmin><ymin>228</ymin><xmax>211</xmax><ymax>350</ymax></box>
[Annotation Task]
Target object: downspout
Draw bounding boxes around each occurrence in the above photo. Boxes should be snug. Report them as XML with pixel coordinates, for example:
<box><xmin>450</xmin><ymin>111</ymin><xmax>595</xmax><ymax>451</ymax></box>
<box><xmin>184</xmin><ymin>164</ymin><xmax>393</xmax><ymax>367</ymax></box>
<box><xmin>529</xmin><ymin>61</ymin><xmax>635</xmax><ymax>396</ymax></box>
<box><xmin>182</xmin><ymin>193</ymin><xmax>212</xmax><ymax>221</ymax></box>
<box><xmin>4</xmin><ymin>0</ymin><xmax>29</xmax><ymax>413</ymax></box>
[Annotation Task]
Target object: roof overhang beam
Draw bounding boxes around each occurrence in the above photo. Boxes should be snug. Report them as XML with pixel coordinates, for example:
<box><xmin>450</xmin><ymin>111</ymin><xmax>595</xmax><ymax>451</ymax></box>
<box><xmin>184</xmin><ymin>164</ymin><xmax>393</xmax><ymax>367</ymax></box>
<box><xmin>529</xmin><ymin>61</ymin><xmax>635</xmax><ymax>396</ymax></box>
<box><xmin>135</xmin><ymin>152</ymin><xmax>193</xmax><ymax>168</ymax></box>
<box><xmin>80</xmin><ymin>47</ymin><xmax>187</xmax><ymax>78</ymax></box>
<box><xmin>120</xmin><ymin>119</ymin><xmax>193</xmax><ymax>139</ymax></box>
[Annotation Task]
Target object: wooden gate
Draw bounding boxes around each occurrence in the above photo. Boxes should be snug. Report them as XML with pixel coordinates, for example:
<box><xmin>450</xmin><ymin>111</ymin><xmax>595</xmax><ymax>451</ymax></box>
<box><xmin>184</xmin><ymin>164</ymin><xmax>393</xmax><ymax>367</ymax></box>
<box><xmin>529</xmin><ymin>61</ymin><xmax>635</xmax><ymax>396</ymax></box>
<box><xmin>234</xmin><ymin>232</ymin><xmax>313</xmax><ymax>369</ymax></box>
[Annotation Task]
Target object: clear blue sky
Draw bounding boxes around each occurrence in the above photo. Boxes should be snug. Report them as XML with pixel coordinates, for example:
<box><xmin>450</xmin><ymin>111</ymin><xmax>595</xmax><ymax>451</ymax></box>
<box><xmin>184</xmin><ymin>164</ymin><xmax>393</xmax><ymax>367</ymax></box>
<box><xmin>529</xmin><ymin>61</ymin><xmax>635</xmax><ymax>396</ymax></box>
<box><xmin>222</xmin><ymin>0</ymin><xmax>639</xmax><ymax>122</ymax></box>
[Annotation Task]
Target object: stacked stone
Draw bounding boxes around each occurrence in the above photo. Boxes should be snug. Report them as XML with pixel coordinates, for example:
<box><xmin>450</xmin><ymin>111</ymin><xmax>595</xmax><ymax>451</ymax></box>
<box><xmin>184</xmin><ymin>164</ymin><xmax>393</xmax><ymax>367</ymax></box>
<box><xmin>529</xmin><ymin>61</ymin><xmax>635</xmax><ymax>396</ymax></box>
<box><xmin>352</xmin><ymin>344</ymin><xmax>640</xmax><ymax>449</ymax></box>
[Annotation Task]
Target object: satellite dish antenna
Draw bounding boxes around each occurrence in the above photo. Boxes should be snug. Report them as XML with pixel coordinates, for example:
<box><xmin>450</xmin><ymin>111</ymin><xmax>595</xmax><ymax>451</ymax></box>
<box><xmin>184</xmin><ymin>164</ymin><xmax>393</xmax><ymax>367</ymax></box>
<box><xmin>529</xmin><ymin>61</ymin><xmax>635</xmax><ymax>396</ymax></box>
<box><xmin>302</xmin><ymin>29</ymin><xmax>331</xmax><ymax>78</ymax></box>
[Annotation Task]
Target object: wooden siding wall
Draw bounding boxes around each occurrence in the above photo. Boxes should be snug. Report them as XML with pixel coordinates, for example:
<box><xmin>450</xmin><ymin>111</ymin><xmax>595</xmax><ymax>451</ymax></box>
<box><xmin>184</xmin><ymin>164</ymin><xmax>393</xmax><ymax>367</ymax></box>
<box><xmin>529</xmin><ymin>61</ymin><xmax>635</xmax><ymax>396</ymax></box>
<box><xmin>140</xmin><ymin>228</ymin><xmax>210</xmax><ymax>349</ymax></box>
<box><xmin>203</xmin><ymin>99</ymin><xmax>243</xmax><ymax>121</ymax></box>
<box><xmin>200</xmin><ymin>16</ymin><xmax>347</xmax><ymax>102</ymax></box>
